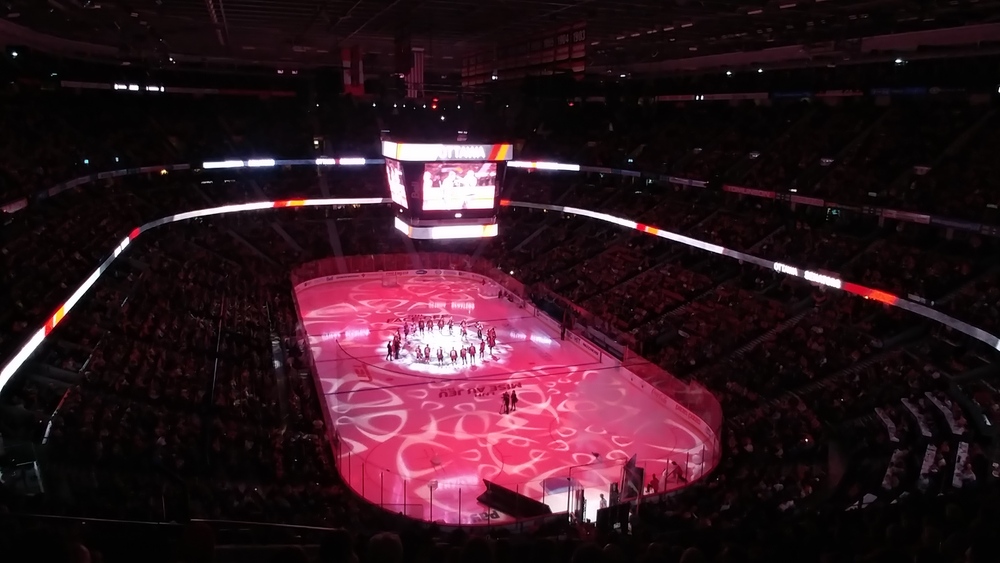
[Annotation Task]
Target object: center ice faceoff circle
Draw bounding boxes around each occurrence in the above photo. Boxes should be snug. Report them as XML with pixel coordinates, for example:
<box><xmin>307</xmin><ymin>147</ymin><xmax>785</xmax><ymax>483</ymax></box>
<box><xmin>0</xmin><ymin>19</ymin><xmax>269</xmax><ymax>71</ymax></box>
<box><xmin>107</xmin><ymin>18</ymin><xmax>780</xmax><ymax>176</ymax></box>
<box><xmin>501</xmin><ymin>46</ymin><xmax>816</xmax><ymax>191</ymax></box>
<box><xmin>378</xmin><ymin>313</ymin><xmax>518</xmax><ymax>375</ymax></box>
<box><xmin>297</xmin><ymin>273</ymin><xmax>715</xmax><ymax>525</ymax></box>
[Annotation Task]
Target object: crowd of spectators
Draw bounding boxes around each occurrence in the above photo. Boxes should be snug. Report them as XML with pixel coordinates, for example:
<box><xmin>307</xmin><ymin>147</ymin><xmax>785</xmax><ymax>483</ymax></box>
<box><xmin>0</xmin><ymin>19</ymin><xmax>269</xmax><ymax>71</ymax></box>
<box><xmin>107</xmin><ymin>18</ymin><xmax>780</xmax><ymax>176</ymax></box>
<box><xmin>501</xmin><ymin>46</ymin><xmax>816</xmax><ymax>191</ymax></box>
<box><xmin>1</xmin><ymin>86</ymin><xmax>999</xmax><ymax>563</ymax></box>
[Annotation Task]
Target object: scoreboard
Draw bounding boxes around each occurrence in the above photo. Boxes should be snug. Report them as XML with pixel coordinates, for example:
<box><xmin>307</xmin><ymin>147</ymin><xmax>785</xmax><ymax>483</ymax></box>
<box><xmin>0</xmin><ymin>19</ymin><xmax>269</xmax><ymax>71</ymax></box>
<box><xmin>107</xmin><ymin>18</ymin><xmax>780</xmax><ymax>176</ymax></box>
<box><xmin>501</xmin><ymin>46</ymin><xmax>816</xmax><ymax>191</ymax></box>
<box><xmin>382</xmin><ymin>141</ymin><xmax>513</xmax><ymax>240</ymax></box>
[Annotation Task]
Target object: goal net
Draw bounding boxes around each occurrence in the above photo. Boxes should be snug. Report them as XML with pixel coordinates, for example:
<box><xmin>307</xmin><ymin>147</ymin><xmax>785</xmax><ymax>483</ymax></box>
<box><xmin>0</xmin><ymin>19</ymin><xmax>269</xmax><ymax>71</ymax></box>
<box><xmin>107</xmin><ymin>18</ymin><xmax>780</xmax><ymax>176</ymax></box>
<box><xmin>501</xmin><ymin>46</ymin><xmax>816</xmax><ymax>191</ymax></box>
<box><xmin>382</xmin><ymin>272</ymin><xmax>399</xmax><ymax>288</ymax></box>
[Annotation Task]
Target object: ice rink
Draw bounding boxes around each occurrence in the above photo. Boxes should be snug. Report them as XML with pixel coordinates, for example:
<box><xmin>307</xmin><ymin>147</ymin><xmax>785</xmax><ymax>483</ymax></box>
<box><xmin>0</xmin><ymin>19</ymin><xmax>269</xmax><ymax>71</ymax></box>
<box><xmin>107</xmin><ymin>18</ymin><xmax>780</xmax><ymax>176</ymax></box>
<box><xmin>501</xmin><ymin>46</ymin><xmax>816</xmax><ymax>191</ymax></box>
<box><xmin>296</xmin><ymin>272</ymin><xmax>714</xmax><ymax>525</ymax></box>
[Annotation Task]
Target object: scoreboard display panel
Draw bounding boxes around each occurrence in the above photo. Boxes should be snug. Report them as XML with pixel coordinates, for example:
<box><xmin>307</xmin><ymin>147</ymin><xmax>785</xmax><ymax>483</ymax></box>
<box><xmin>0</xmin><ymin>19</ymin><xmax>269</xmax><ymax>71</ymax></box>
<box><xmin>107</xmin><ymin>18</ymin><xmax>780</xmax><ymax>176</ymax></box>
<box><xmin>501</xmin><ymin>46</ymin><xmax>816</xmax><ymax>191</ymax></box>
<box><xmin>382</xmin><ymin>141</ymin><xmax>512</xmax><ymax>240</ymax></box>
<box><xmin>421</xmin><ymin>162</ymin><xmax>497</xmax><ymax>211</ymax></box>
<box><xmin>385</xmin><ymin>158</ymin><xmax>408</xmax><ymax>209</ymax></box>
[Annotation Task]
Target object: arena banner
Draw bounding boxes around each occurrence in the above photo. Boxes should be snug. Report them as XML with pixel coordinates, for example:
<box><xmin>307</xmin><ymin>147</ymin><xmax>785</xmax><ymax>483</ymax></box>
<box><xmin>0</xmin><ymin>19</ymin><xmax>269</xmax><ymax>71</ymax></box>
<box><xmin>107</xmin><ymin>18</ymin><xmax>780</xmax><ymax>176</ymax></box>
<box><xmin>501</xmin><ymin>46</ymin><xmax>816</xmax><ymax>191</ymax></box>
<box><xmin>666</xmin><ymin>176</ymin><xmax>708</xmax><ymax>188</ymax></box>
<box><xmin>815</xmin><ymin>89</ymin><xmax>864</xmax><ymax>98</ymax></box>
<box><xmin>588</xmin><ymin>166</ymin><xmax>616</xmax><ymax>174</ymax></box>
<box><xmin>881</xmin><ymin>208</ymin><xmax>931</xmax><ymax>224</ymax></box>
<box><xmin>790</xmin><ymin>194</ymin><xmax>826</xmax><ymax>207</ymax></box>
<box><xmin>723</xmin><ymin>185</ymin><xmax>776</xmax><ymax>199</ymax></box>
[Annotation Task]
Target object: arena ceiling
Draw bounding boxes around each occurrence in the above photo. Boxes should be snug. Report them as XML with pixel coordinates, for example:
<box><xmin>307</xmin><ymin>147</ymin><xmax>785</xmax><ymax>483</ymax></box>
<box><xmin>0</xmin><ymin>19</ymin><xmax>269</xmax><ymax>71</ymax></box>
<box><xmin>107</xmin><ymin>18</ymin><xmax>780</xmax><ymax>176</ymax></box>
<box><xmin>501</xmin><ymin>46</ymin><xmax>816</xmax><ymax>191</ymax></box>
<box><xmin>3</xmin><ymin>0</ymin><xmax>999</xmax><ymax>73</ymax></box>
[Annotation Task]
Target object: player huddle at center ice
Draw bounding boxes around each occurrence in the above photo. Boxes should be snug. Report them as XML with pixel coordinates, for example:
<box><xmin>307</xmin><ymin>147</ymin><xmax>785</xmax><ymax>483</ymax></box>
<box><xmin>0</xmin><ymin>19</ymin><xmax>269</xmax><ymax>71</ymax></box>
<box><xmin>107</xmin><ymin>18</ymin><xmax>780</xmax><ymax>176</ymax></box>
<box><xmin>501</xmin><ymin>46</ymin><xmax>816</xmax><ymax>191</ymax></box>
<box><xmin>385</xmin><ymin>316</ymin><xmax>499</xmax><ymax>366</ymax></box>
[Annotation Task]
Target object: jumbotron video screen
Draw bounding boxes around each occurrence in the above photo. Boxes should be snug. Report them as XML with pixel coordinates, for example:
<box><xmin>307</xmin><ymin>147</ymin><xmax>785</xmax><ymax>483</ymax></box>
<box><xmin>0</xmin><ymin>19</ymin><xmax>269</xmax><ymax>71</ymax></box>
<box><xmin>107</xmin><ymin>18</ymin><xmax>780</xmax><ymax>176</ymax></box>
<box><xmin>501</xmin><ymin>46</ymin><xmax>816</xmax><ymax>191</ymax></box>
<box><xmin>421</xmin><ymin>162</ymin><xmax>497</xmax><ymax>211</ymax></box>
<box><xmin>386</xmin><ymin>158</ymin><xmax>408</xmax><ymax>209</ymax></box>
<box><xmin>381</xmin><ymin>141</ymin><xmax>512</xmax><ymax>240</ymax></box>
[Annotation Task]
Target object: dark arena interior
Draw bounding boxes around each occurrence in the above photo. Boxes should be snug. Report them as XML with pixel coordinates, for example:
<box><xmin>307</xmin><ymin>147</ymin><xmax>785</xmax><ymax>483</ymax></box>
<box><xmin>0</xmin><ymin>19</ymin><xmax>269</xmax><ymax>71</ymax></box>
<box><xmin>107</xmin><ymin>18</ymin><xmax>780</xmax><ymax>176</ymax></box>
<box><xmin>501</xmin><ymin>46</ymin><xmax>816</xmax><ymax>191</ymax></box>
<box><xmin>3</xmin><ymin>1</ymin><xmax>1000</xmax><ymax>562</ymax></box>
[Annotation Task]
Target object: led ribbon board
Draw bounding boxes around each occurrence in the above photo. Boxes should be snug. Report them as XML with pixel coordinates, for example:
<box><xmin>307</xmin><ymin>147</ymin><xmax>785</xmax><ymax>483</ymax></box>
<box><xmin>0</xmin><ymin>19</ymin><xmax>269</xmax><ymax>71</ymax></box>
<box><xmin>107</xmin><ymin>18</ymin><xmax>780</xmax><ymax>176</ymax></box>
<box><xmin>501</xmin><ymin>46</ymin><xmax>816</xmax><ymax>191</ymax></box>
<box><xmin>381</xmin><ymin>141</ymin><xmax>514</xmax><ymax>162</ymax></box>
<box><xmin>3</xmin><ymin>197</ymin><xmax>999</xmax><ymax>397</ymax></box>
<box><xmin>393</xmin><ymin>217</ymin><xmax>499</xmax><ymax>239</ymax></box>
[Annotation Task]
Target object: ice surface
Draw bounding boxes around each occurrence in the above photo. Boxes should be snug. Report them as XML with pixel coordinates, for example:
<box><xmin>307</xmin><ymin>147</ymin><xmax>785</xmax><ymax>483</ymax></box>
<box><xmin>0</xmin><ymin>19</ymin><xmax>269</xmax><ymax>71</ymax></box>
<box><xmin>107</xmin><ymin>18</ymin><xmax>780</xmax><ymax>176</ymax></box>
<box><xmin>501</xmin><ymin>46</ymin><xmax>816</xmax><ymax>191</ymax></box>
<box><xmin>297</xmin><ymin>273</ymin><xmax>713</xmax><ymax>525</ymax></box>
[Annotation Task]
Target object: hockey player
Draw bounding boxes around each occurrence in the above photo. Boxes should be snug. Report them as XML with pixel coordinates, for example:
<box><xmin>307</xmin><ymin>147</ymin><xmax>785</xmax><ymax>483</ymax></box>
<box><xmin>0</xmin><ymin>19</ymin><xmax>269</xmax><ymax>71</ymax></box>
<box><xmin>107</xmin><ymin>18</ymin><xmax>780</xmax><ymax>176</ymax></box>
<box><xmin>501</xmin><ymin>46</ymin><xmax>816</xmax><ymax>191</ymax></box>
<box><xmin>479</xmin><ymin>339</ymin><xmax>486</xmax><ymax>359</ymax></box>
<box><xmin>460</xmin><ymin>346</ymin><xmax>467</xmax><ymax>365</ymax></box>
<box><xmin>450</xmin><ymin>348</ymin><xmax>458</xmax><ymax>365</ymax></box>
<box><xmin>424</xmin><ymin>344</ymin><xmax>431</xmax><ymax>362</ymax></box>
<box><xmin>468</xmin><ymin>344</ymin><xmax>477</xmax><ymax>364</ymax></box>
<box><xmin>437</xmin><ymin>348</ymin><xmax>445</xmax><ymax>365</ymax></box>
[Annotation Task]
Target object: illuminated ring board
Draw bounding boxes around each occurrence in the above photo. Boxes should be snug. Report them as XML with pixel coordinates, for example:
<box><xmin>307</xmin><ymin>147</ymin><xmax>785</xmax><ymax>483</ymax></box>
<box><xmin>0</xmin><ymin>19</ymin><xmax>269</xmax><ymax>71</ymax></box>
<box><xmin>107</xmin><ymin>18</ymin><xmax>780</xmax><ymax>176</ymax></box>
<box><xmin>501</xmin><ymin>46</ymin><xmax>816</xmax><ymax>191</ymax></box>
<box><xmin>381</xmin><ymin>142</ymin><xmax>514</xmax><ymax>162</ymax></box>
<box><xmin>4</xmin><ymin>156</ymin><xmax>996</xmax><ymax>238</ymax></box>
<box><xmin>2</xmin><ymin>200</ymin><xmax>999</xmax><ymax>394</ymax></box>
